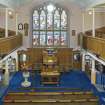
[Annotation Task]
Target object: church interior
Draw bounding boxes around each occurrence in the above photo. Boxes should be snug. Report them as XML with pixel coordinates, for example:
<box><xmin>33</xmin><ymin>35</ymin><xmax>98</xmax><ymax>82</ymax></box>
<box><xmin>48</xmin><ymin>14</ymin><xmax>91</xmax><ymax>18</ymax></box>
<box><xmin>0</xmin><ymin>0</ymin><xmax>105</xmax><ymax>105</ymax></box>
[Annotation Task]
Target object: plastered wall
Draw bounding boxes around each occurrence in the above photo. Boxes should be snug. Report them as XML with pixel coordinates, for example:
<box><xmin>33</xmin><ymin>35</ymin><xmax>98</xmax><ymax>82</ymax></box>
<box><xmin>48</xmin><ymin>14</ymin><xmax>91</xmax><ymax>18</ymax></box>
<box><xmin>0</xmin><ymin>2</ymin><xmax>105</xmax><ymax>49</ymax></box>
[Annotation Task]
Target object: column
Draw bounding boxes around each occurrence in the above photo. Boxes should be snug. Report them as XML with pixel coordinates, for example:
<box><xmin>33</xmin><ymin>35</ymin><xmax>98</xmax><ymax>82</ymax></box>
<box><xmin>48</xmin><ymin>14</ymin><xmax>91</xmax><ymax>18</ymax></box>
<box><xmin>16</xmin><ymin>13</ymin><xmax>18</xmax><ymax>35</ymax></box>
<box><xmin>3</xmin><ymin>60</ymin><xmax>9</xmax><ymax>86</ymax></box>
<box><xmin>82</xmin><ymin>52</ymin><xmax>85</xmax><ymax>71</ymax></box>
<box><xmin>16</xmin><ymin>53</ymin><xmax>18</xmax><ymax>71</ymax></box>
<box><xmin>91</xmin><ymin>58</ymin><xmax>96</xmax><ymax>84</ymax></box>
<box><xmin>82</xmin><ymin>12</ymin><xmax>85</xmax><ymax>34</ymax></box>
<box><xmin>5</xmin><ymin>8</ymin><xmax>8</xmax><ymax>37</ymax></box>
<box><xmin>92</xmin><ymin>8</ymin><xmax>95</xmax><ymax>37</ymax></box>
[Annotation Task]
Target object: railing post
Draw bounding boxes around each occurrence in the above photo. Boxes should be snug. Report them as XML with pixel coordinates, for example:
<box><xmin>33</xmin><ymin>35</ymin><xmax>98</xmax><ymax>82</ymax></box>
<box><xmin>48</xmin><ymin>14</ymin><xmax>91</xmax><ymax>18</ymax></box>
<box><xmin>91</xmin><ymin>58</ymin><xmax>96</xmax><ymax>84</ymax></box>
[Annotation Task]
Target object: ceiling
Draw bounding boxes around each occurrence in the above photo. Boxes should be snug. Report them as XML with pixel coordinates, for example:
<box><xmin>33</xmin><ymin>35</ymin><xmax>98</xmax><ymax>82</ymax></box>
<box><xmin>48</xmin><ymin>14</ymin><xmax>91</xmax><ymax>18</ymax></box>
<box><xmin>0</xmin><ymin>0</ymin><xmax>105</xmax><ymax>10</ymax></box>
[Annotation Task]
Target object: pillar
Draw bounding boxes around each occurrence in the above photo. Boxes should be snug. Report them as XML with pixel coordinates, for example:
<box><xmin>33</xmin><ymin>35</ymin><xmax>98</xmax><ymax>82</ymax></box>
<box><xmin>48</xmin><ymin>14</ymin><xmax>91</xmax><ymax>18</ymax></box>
<box><xmin>92</xmin><ymin>8</ymin><xmax>95</xmax><ymax>37</ymax></box>
<box><xmin>16</xmin><ymin>13</ymin><xmax>18</xmax><ymax>35</ymax></box>
<box><xmin>82</xmin><ymin>12</ymin><xmax>85</xmax><ymax>34</ymax></box>
<box><xmin>5</xmin><ymin>8</ymin><xmax>8</xmax><ymax>37</ymax></box>
<box><xmin>16</xmin><ymin>53</ymin><xmax>18</xmax><ymax>71</ymax></box>
<box><xmin>82</xmin><ymin>52</ymin><xmax>85</xmax><ymax>71</ymax></box>
<box><xmin>91</xmin><ymin>58</ymin><xmax>96</xmax><ymax>84</ymax></box>
<box><xmin>3</xmin><ymin>60</ymin><xmax>9</xmax><ymax>86</ymax></box>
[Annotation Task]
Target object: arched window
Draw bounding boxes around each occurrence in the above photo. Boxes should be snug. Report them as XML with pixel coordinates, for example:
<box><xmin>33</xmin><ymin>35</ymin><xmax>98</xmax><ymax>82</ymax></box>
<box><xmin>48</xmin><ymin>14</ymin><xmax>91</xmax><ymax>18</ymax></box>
<box><xmin>32</xmin><ymin>4</ymin><xmax>68</xmax><ymax>47</ymax></box>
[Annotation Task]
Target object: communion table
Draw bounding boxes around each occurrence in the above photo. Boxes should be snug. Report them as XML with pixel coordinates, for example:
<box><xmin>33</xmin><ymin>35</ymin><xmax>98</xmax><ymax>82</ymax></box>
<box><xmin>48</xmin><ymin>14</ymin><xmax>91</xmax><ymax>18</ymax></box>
<box><xmin>41</xmin><ymin>70</ymin><xmax>60</xmax><ymax>85</ymax></box>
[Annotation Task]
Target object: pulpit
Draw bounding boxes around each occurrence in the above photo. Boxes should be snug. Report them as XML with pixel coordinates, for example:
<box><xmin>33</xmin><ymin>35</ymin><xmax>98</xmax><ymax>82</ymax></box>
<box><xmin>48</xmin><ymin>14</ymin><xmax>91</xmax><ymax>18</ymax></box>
<box><xmin>41</xmin><ymin>48</ymin><xmax>60</xmax><ymax>85</ymax></box>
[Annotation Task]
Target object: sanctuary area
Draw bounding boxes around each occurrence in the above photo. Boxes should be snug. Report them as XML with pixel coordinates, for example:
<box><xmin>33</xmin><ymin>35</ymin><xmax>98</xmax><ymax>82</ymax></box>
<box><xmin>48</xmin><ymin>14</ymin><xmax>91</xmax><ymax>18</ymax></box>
<box><xmin>0</xmin><ymin>0</ymin><xmax>105</xmax><ymax>105</ymax></box>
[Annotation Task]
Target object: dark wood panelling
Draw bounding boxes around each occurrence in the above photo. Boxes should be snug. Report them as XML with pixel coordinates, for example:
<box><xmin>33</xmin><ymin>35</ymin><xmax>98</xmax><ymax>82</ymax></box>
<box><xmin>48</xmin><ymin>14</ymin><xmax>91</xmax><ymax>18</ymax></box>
<box><xmin>18</xmin><ymin>48</ymin><xmax>81</xmax><ymax>72</ymax></box>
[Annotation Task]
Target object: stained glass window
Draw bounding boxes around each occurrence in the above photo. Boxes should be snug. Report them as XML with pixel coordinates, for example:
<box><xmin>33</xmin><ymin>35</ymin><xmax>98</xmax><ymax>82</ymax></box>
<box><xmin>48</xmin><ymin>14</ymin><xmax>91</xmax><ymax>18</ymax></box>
<box><xmin>54</xmin><ymin>10</ymin><xmax>60</xmax><ymax>30</ymax></box>
<box><xmin>33</xmin><ymin>31</ymin><xmax>39</xmax><ymax>46</ymax></box>
<box><xmin>61</xmin><ymin>31</ymin><xmax>67</xmax><ymax>45</ymax></box>
<box><xmin>33</xmin><ymin>11</ymin><xmax>39</xmax><ymax>30</ymax></box>
<box><xmin>40</xmin><ymin>11</ymin><xmax>46</xmax><ymax>30</ymax></box>
<box><xmin>54</xmin><ymin>31</ymin><xmax>60</xmax><ymax>46</ymax></box>
<box><xmin>47</xmin><ymin>12</ymin><xmax>53</xmax><ymax>30</ymax></box>
<box><xmin>47</xmin><ymin>31</ymin><xmax>53</xmax><ymax>46</ymax></box>
<box><xmin>32</xmin><ymin>4</ymin><xmax>68</xmax><ymax>47</ymax></box>
<box><xmin>61</xmin><ymin>10</ymin><xmax>67</xmax><ymax>30</ymax></box>
<box><xmin>40</xmin><ymin>31</ymin><xmax>46</xmax><ymax>46</ymax></box>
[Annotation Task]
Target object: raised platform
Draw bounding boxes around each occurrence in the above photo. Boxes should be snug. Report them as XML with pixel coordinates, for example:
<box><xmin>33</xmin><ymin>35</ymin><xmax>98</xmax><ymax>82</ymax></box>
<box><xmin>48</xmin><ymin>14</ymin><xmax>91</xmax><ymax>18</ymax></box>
<box><xmin>4</xmin><ymin>91</ymin><xmax>99</xmax><ymax>105</ymax></box>
<box><xmin>1</xmin><ymin>70</ymin><xmax>104</xmax><ymax>105</ymax></box>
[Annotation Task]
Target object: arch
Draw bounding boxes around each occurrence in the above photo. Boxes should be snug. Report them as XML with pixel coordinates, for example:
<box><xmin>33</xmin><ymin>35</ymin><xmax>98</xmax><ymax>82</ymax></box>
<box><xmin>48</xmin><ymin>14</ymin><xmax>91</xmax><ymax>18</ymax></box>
<box><xmin>32</xmin><ymin>3</ymin><xmax>68</xmax><ymax>47</ymax></box>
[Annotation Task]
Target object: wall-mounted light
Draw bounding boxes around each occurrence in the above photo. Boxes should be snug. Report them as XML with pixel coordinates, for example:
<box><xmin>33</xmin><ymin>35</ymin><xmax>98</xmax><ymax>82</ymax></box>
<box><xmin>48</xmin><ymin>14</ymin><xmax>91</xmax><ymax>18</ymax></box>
<box><xmin>8</xmin><ymin>10</ymin><xmax>13</xmax><ymax>19</ymax></box>
<box><xmin>88</xmin><ymin>11</ymin><xmax>92</xmax><ymax>15</ymax></box>
<box><xmin>8</xmin><ymin>11</ymin><xmax>12</xmax><ymax>15</ymax></box>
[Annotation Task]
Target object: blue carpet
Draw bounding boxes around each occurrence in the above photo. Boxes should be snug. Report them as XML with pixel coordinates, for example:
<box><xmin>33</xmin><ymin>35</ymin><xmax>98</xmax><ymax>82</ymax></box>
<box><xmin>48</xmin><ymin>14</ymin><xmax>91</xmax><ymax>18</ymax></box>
<box><xmin>8</xmin><ymin>70</ymin><xmax>93</xmax><ymax>92</ymax></box>
<box><xmin>0</xmin><ymin>73</ymin><xmax>16</xmax><ymax>105</ymax></box>
<box><xmin>0</xmin><ymin>70</ymin><xmax>105</xmax><ymax>105</ymax></box>
<box><xmin>0</xmin><ymin>86</ymin><xmax>8</xmax><ymax>105</ymax></box>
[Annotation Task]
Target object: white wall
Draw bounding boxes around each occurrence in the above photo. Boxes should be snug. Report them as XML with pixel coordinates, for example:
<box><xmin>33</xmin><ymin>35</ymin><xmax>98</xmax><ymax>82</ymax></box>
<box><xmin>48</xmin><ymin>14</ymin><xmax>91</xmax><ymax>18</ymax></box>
<box><xmin>84</xmin><ymin>11</ymin><xmax>105</xmax><ymax>31</ymax></box>
<box><xmin>0</xmin><ymin>1</ymin><xmax>105</xmax><ymax>49</ymax></box>
<box><xmin>84</xmin><ymin>12</ymin><xmax>92</xmax><ymax>31</ymax></box>
<box><xmin>0</xmin><ymin>8</ymin><xmax>5</xmax><ymax>28</ymax></box>
<box><xmin>0</xmin><ymin>8</ymin><xmax>16</xmax><ymax>31</ymax></box>
<box><xmin>17</xmin><ymin>12</ymin><xmax>30</xmax><ymax>48</ymax></box>
<box><xmin>17</xmin><ymin>3</ymin><xmax>105</xmax><ymax>49</ymax></box>
<box><xmin>8</xmin><ymin>11</ymin><xmax>16</xmax><ymax>31</ymax></box>
<box><xmin>69</xmin><ymin>5</ymin><xmax>82</xmax><ymax>48</ymax></box>
<box><xmin>95</xmin><ymin>12</ymin><xmax>105</xmax><ymax>28</ymax></box>
<box><xmin>16</xmin><ymin>2</ymin><xmax>83</xmax><ymax>49</ymax></box>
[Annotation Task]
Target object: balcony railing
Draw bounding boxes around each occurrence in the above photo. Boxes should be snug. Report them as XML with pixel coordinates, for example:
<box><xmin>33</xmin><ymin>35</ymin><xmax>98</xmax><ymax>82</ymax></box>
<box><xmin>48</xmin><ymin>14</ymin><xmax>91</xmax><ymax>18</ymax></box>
<box><xmin>0</xmin><ymin>34</ymin><xmax>22</xmax><ymax>55</ymax></box>
<box><xmin>82</xmin><ymin>35</ymin><xmax>105</xmax><ymax>60</ymax></box>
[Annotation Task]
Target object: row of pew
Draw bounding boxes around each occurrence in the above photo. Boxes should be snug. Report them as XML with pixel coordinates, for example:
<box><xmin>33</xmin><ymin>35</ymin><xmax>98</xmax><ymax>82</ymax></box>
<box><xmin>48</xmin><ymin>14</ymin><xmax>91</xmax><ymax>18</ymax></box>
<box><xmin>4</xmin><ymin>91</ymin><xmax>99</xmax><ymax>105</ymax></box>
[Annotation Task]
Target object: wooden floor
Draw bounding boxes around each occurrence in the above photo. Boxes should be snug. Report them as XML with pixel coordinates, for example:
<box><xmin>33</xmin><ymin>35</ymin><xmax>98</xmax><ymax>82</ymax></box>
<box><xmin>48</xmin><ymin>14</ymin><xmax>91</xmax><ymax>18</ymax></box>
<box><xmin>4</xmin><ymin>92</ymin><xmax>99</xmax><ymax>105</ymax></box>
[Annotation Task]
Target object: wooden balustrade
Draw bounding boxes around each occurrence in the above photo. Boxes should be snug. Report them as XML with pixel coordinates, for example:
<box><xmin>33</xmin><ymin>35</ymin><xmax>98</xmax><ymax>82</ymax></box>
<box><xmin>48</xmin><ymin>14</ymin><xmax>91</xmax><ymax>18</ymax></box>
<box><xmin>0</xmin><ymin>28</ymin><xmax>16</xmax><ymax>38</ymax></box>
<box><xmin>0</xmin><ymin>34</ymin><xmax>22</xmax><ymax>55</ymax></box>
<box><xmin>82</xmin><ymin>35</ymin><xmax>105</xmax><ymax>60</ymax></box>
<box><xmin>85</xmin><ymin>26</ymin><xmax>105</xmax><ymax>38</ymax></box>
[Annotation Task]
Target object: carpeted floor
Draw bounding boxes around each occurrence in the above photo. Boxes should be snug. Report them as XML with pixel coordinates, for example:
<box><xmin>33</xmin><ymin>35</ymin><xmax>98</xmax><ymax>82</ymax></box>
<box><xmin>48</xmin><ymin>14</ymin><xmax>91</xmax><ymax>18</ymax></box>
<box><xmin>0</xmin><ymin>70</ymin><xmax>105</xmax><ymax>105</ymax></box>
<box><xmin>8</xmin><ymin>70</ymin><xmax>93</xmax><ymax>92</ymax></box>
